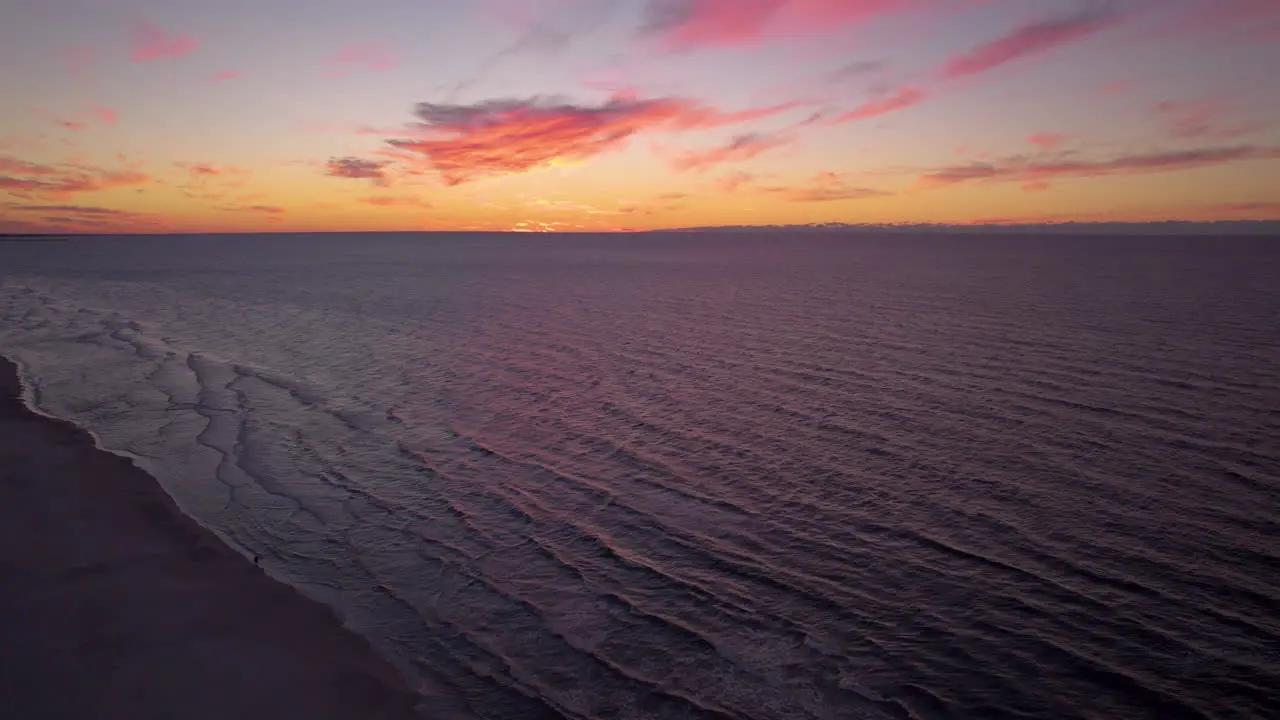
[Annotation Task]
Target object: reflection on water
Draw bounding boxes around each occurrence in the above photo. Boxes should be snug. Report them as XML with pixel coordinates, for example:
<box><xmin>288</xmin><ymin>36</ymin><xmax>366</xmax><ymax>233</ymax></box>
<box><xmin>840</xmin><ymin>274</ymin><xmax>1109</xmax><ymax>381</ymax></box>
<box><xmin>2</xmin><ymin>233</ymin><xmax>1278</xmax><ymax>719</ymax></box>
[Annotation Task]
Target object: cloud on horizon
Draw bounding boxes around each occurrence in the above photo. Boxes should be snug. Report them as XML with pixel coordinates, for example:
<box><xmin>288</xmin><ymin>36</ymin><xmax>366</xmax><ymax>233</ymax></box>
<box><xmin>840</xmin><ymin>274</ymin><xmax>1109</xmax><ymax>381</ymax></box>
<box><xmin>916</xmin><ymin>145</ymin><xmax>1280</xmax><ymax>189</ymax></box>
<box><xmin>1211</xmin><ymin>201</ymin><xmax>1280</xmax><ymax>214</ymax></box>
<box><xmin>762</xmin><ymin>171</ymin><xmax>888</xmax><ymax>202</ymax></box>
<box><xmin>0</xmin><ymin>156</ymin><xmax>151</xmax><ymax>200</ymax></box>
<box><xmin>7</xmin><ymin>203</ymin><xmax>140</xmax><ymax>216</ymax></box>
<box><xmin>2</xmin><ymin>202</ymin><xmax>164</xmax><ymax>233</ymax></box>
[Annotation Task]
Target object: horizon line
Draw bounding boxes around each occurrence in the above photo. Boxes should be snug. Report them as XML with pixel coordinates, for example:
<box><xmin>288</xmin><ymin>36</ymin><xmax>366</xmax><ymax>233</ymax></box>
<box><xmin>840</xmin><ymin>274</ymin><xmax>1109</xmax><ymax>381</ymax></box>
<box><xmin>3</xmin><ymin>219</ymin><xmax>1279</xmax><ymax>239</ymax></box>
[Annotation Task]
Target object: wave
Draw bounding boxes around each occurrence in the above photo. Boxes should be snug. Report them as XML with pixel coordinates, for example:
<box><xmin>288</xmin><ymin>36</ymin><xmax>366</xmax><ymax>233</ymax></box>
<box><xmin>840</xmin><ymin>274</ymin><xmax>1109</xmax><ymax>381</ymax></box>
<box><xmin>3</xmin><ymin>231</ymin><xmax>1278</xmax><ymax>720</ymax></box>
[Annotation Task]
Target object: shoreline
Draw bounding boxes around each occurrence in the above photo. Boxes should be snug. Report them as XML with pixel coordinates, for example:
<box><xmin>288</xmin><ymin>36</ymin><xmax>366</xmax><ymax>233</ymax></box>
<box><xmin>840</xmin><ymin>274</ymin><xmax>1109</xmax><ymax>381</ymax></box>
<box><xmin>0</xmin><ymin>356</ymin><xmax>429</xmax><ymax>719</ymax></box>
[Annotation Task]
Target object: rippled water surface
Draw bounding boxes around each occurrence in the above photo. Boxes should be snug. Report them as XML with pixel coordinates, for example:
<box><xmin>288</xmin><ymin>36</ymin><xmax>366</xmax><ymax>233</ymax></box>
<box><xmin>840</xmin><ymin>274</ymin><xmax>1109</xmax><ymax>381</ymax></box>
<box><xmin>2</xmin><ymin>232</ymin><xmax>1278</xmax><ymax>719</ymax></box>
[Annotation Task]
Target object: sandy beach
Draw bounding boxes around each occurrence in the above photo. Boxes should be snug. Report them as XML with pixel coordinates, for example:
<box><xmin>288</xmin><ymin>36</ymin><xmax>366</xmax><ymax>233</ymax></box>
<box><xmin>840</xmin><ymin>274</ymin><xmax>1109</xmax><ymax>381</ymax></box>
<box><xmin>0</xmin><ymin>357</ymin><xmax>426</xmax><ymax>719</ymax></box>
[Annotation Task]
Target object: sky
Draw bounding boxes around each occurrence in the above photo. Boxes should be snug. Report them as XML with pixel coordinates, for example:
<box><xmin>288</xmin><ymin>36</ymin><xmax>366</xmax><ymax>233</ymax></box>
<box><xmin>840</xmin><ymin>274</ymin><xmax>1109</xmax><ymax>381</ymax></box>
<box><xmin>0</xmin><ymin>0</ymin><xmax>1278</xmax><ymax>233</ymax></box>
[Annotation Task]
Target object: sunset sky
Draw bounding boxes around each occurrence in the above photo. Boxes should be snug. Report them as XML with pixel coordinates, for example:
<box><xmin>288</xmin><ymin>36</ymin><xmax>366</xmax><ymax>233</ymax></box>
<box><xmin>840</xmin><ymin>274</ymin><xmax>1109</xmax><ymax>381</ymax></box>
<box><xmin>1</xmin><ymin>0</ymin><xmax>1278</xmax><ymax>233</ymax></box>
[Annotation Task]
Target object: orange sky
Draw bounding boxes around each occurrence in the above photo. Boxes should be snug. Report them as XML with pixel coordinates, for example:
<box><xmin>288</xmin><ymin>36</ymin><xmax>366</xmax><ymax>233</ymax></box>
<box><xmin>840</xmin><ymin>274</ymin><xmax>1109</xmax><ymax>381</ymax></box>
<box><xmin>2</xmin><ymin>0</ymin><xmax>1279</xmax><ymax>233</ymax></box>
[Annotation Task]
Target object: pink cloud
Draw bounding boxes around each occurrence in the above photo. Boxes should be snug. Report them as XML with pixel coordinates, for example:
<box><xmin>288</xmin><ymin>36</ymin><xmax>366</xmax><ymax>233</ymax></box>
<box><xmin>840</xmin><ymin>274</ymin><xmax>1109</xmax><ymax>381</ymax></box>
<box><xmin>211</xmin><ymin>70</ymin><xmax>244</xmax><ymax>83</ymax></box>
<box><xmin>1027</xmin><ymin>132</ymin><xmax>1072</xmax><ymax>150</ymax></box>
<box><xmin>130</xmin><ymin>19</ymin><xmax>200</xmax><ymax>63</ymax></box>
<box><xmin>916</xmin><ymin>145</ymin><xmax>1280</xmax><ymax>189</ymax></box>
<box><xmin>91</xmin><ymin>170</ymin><xmax>151</xmax><ymax>189</ymax></box>
<box><xmin>3</xmin><ymin>203</ymin><xmax>165</xmax><ymax>233</ymax></box>
<box><xmin>716</xmin><ymin>171</ymin><xmax>756</xmax><ymax>192</ymax></box>
<box><xmin>0</xmin><ymin>157</ymin><xmax>63</xmax><ymax>176</ymax></box>
<box><xmin>663</xmin><ymin>101</ymin><xmax>801</xmax><ymax>130</ymax></box>
<box><xmin>1153</xmin><ymin>99</ymin><xmax>1261</xmax><ymax>140</ymax></box>
<box><xmin>830</xmin><ymin>86</ymin><xmax>925</xmax><ymax>123</ymax></box>
<box><xmin>325</xmin><ymin>43</ymin><xmax>401</xmax><ymax>78</ymax></box>
<box><xmin>672</xmin><ymin>132</ymin><xmax>790</xmax><ymax>171</ymax></box>
<box><xmin>1212</xmin><ymin>201</ymin><xmax>1280</xmax><ymax>214</ymax></box>
<box><xmin>1102</xmin><ymin>81</ymin><xmax>1129</xmax><ymax>96</ymax></box>
<box><xmin>38</xmin><ymin>102</ymin><xmax>115</xmax><ymax>132</ymax></box>
<box><xmin>86</xmin><ymin>102</ymin><xmax>117</xmax><ymax>126</ymax></box>
<box><xmin>175</xmin><ymin>162</ymin><xmax>249</xmax><ymax>183</ymax></box>
<box><xmin>382</xmin><ymin>95</ymin><xmax>801</xmax><ymax>185</ymax></box>
<box><xmin>1161</xmin><ymin>0</ymin><xmax>1280</xmax><ymax>42</ymax></box>
<box><xmin>214</xmin><ymin>204</ymin><xmax>286</xmax><ymax>223</ymax></box>
<box><xmin>9</xmin><ymin>204</ymin><xmax>142</xmax><ymax>217</ymax></box>
<box><xmin>802</xmin><ymin>8</ymin><xmax>1118</xmax><ymax>129</ymax></box>
<box><xmin>185</xmin><ymin>191</ymin><xmax>228</xmax><ymax>202</ymax></box>
<box><xmin>0</xmin><ymin>162</ymin><xmax>151</xmax><ymax>201</ymax></box>
<box><xmin>179</xmin><ymin>162</ymin><xmax>223</xmax><ymax>176</ymax></box>
<box><xmin>942</xmin><ymin>6</ymin><xmax>1121</xmax><ymax>79</ymax></box>
<box><xmin>642</xmin><ymin>0</ymin><xmax>917</xmax><ymax>51</ymax></box>
<box><xmin>1154</xmin><ymin>100</ymin><xmax>1216</xmax><ymax>138</ymax></box>
<box><xmin>0</xmin><ymin>218</ymin><xmax>77</xmax><ymax>234</ymax></box>
<box><xmin>362</xmin><ymin>196</ymin><xmax>433</xmax><ymax>208</ymax></box>
<box><xmin>63</xmin><ymin>45</ymin><xmax>95</xmax><ymax>84</ymax></box>
<box><xmin>1208</xmin><ymin>0</ymin><xmax>1280</xmax><ymax>24</ymax></box>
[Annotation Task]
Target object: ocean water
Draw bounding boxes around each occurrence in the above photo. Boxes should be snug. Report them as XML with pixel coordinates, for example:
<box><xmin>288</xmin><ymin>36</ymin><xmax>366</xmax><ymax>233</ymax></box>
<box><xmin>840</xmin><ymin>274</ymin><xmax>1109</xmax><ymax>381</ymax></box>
<box><xmin>1</xmin><ymin>232</ymin><xmax>1278</xmax><ymax>719</ymax></box>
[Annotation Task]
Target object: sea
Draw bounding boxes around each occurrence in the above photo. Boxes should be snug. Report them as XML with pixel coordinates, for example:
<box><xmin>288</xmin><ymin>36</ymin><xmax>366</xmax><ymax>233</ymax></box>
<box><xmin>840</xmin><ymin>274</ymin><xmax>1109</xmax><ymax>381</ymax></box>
<box><xmin>1</xmin><ymin>232</ymin><xmax>1277</xmax><ymax>719</ymax></box>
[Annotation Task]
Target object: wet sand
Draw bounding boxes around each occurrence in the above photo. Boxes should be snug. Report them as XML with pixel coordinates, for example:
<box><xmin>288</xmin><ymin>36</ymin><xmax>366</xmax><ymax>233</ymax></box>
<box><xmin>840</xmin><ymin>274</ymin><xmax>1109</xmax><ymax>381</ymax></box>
<box><xmin>0</xmin><ymin>357</ymin><xmax>427</xmax><ymax>719</ymax></box>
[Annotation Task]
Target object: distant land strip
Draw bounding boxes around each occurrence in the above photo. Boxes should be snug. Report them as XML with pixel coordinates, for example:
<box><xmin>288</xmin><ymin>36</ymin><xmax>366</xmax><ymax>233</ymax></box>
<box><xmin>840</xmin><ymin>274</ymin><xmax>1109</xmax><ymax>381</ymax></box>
<box><xmin>1</xmin><ymin>221</ymin><xmax>1277</xmax><ymax>238</ymax></box>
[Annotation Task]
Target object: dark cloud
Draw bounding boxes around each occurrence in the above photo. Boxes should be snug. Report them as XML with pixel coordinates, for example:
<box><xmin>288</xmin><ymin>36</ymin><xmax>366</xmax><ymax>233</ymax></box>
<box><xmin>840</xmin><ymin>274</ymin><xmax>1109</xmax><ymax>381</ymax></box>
<box><xmin>640</xmin><ymin>0</ymin><xmax>702</xmax><ymax>36</ymax></box>
<box><xmin>325</xmin><ymin>156</ymin><xmax>389</xmax><ymax>184</ymax></box>
<box><xmin>9</xmin><ymin>203</ymin><xmax>139</xmax><ymax>216</ymax></box>
<box><xmin>917</xmin><ymin>145</ymin><xmax>1280</xmax><ymax>188</ymax></box>
<box><xmin>762</xmin><ymin>172</ymin><xmax>889</xmax><ymax>202</ymax></box>
<box><xmin>829</xmin><ymin>60</ymin><xmax>885</xmax><ymax>80</ymax></box>
<box><xmin>0</xmin><ymin>161</ymin><xmax>150</xmax><ymax>200</ymax></box>
<box><xmin>384</xmin><ymin>95</ymin><xmax>797</xmax><ymax>185</ymax></box>
<box><xmin>673</xmin><ymin>132</ymin><xmax>790</xmax><ymax>171</ymax></box>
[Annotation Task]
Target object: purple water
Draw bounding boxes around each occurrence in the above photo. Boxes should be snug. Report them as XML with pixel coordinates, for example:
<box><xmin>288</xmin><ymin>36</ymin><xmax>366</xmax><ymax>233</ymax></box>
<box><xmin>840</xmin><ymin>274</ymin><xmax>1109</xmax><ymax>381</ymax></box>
<box><xmin>2</xmin><ymin>232</ymin><xmax>1278</xmax><ymax>719</ymax></box>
